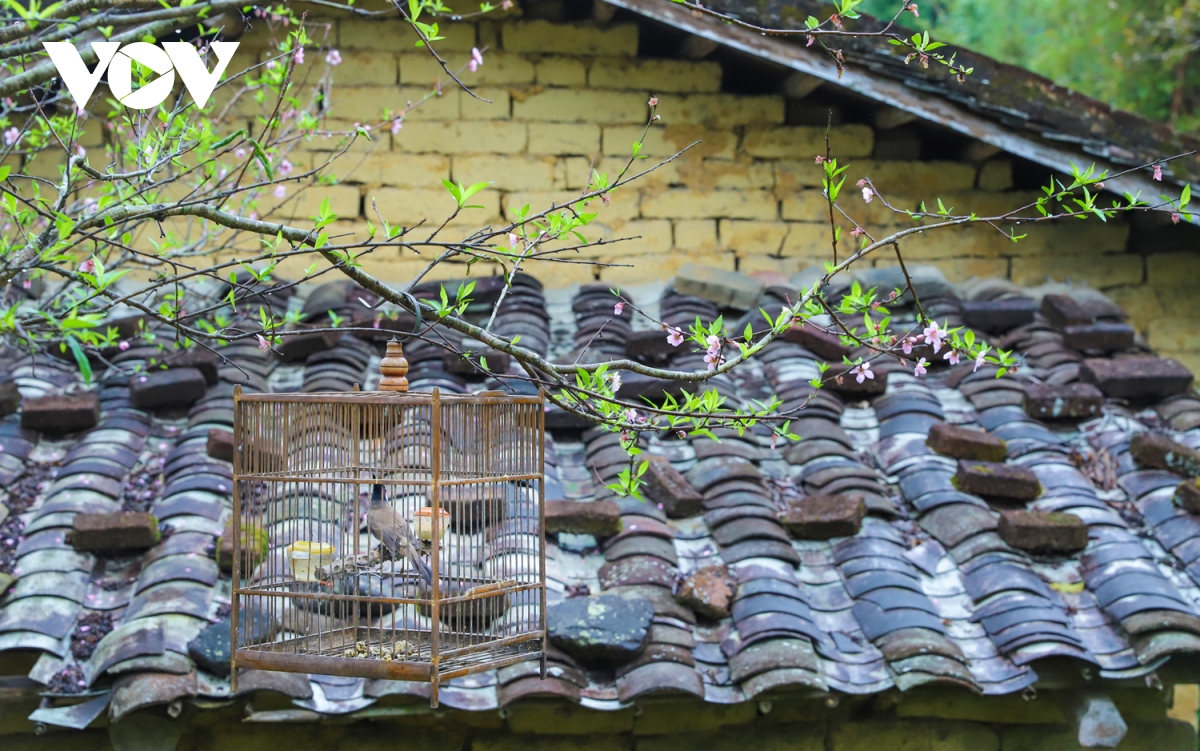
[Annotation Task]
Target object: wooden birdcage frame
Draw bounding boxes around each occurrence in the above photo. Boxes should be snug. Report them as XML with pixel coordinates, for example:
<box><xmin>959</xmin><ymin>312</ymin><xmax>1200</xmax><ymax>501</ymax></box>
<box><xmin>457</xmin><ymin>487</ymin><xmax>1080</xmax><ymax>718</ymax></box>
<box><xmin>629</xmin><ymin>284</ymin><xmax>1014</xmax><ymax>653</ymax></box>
<box><xmin>229</xmin><ymin>379</ymin><xmax>547</xmax><ymax>707</ymax></box>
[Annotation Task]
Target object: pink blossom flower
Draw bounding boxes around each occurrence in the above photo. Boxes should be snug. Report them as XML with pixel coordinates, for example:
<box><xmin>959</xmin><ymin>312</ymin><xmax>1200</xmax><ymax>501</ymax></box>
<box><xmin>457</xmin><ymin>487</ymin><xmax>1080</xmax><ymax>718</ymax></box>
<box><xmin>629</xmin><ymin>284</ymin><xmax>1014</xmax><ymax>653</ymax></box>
<box><xmin>2</xmin><ymin>127</ymin><xmax>19</xmax><ymax>146</ymax></box>
<box><xmin>907</xmin><ymin>3</ymin><xmax>919</xmax><ymax>17</ymax></box>
<box><xmin>861</xmin><ymin>186</ymin><xmax>874</xmax><ymax>203</ymax></box>
<box><xmin>274</xmin><ymin>184</ymin><xmax>287</xmax><ymax>199</ymax></box>
<box><xmin>79</xmin><ymin>258</ymin><xmax>94</xmax><ymax>273</ymax></box>
<box><xmin>944</xmin><ymin>349</ymin><xmax>960</xmax><ymax>365</ymax></box>
<box><xmin>648</xmin><ymin>96</ymin><xmax>658</xmax><ymax>107</ymax></box>
<box><xmin>624</xmin><ymin>408</ymin><xmax>638</xmax><ymax>422</ymax></box>
<box><xmin>610</xmin><ymin>373</ymin><xmax>622</xmax><ymax>392</ymax></box>
<box><xmin>850</xmin><ymin>362</ymin><xmax>873</xmax><ymax>383</ymax></box>
<box><xmin>914</xmin><ymin>358</ymin><xmax>928</xmax><ymax>377</ymax></box>
<box><xmin>973</xmin><ymin>349</ymin><xmax>987</xmax><ymax>372</ymax></box>
<box><xmin>666</xmin><ymin>327</ymin><xmax>684</xmax><ymax>347</ymax></box>
<box><xmin>468</xmin><ymin>47</ymin><xmax>484</xmax><ymax>73</ymax></box>
<box><xmin>248</xmin><ymin>211</ymin><xmax>258</xmax><ymax>221</ymax></box>
<box><xmin>293</xmin><ymin>46</ymin><xmax>305</xmax><ymax>64</ymax></box>
<box><xmin>850</xmin><ymin>226</ymin><xmax>864</xmax><ymax>238</ymax></box>
<box><xmin>1172</xmin><ymin>212</ymin><xmax>1181</xmax><ymax>224</ymax></box>
<box><xmin>235</xmin><ymin>147</ymin><xmax>247</xmax><ymax>159</ymax></box>
<box><xmin>118</xmin><ymin>340</ymin><xmax>130</xmax><ymax>351</ymax></box>
<box><xmin>703</xmin><ymin>351</ymin><xmax>723</xmax><ymax>370</ymax></box>
<box><xmin>814</xmin><ymin>155</ymin><xmax>826</xmax><ymax>164</ymax></box>
<box><xmin>256</xmin><ymin>334</ymin><xmax>270</xmax><ymax>352</ymax></box>
<box><xmin>1153</xmin><ymin>164</ymin><xmax>1163</xmax><ymax>181</ymax></box>
<box><xmin>613</xmin><ymin>301</ymin><xmax>625</xmax><ymax>316</ymax></box>
<box><xmin>705</xmin><ymin>334</ymin><xmax>721</xmax><ymax>353</ymax></box>
<box><xmin>326</xmin><ymin>49</ymin><xmax>342</xmax><ymax>66</ymax></box>
<box><xmin>509</xmin><ymin>232</ymin><xmax>519</xmax><ymax>247</ymax></box>
<box><xmin>21</xmin><ymin>279</ymin><xmax>30</xmax><ymax>289</ymax></box>
<box><xmin>922</xmin><ymin>320</ymin><xmax>944</xmax><ymax>353</ymax></box>
<box><xmin>278</xmin><ymin>159</ymin><xmax>293</xmax><ymax>176</ymax></box>
<box><xmin>391</xmin><ymin>117</ymin><xmax>403</xmax><ymax>135</ymax></box>
<box><xmin>266</xmin><ymin>60</ymin><xmax>277</xmax><ymax>70</ymax></box>
<box><xmin>1094</xmin><ymin>181</ymin><xmax>1104</xmax><ymax>190</ymax></box>
<box><xmin>771</xmin><ymin>433</ymin><xmax>778</xmax><ymax>450</ymax></box>
<box><xmin>902</xmin><ymin>337</ymin><xmax>914</xmax><ymax>355</ymax></box>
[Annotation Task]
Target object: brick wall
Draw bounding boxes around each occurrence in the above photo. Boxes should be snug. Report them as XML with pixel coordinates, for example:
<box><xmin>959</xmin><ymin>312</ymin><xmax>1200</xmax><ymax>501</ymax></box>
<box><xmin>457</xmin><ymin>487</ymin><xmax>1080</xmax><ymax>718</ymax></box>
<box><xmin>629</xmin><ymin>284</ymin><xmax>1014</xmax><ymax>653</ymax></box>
<box><xmin>20</xmin><ymin>10</ymin><xmax>1200</xmax><ymax>371</ymax></box>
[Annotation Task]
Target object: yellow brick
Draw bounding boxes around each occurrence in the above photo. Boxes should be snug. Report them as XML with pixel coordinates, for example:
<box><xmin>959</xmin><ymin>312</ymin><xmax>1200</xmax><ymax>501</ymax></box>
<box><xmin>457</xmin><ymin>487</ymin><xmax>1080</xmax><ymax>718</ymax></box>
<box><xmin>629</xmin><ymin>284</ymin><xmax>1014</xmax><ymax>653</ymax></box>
<box><xmin>589</xmin><ymin>58</ymin><xmax>722</xmax><ymax>93</ymax></box>
<box><xmin>873</xmin><ymin>255</ymin><xmax>1010</xmax><ymax>283</ymax></box>
<box><xmin>780</xmin><ymin>224</ymin><xmax>839</xmax><ymax>261</ymax></box>
<box><xmin>1011</xmin><ymin>218</ymin><xmax>1130</xmax><ymax>257</ymax></box>
<box><xmin>667</xmin><ymin>94</ymin><xmax>784</xmax><ymax>128</ymax></box>
<box><xmin>1107</xmin><ymin>285</ymin><xmax>1164</xmax><ymax>331</ymax></box>
<box><xmin>453</xmin><ymin>154</ymin><xmax>557</xmax><ymax>191</ymax></box>
<box><xmin>603</xmin><ymin>124</ymin><xmax>737</xmax><ymax>160</ymax></box>
<box><xmin>502</xmin><ymin>21</ymin><xmax>638</xmax><ymax>56</ymax></box>
<box><xmin>1148</xmin><ymin>252</ymin><xmax>1200</xmax><ymax>288</ymax></box>
<box><xmin>1010</xmin><ymin>252</ymin><xmax>1143</xmax><ymax>288</ymax></box>
<box><xmin>672</xmin><ymin>159</ymin><xmax>772</xmax><ymax>190</ymax></box>
<box><xmin>503</xmin><ymin>189</ymin><xmax>639</xmax><ymax>224</ymax></box>
<box><xmin>341</xmin><ymin>18</ymin><xmax>476</xmax><ymax>51</ymax></box>
<box><xmin>525</xmin><ymin>258</ymin><xmax>599</xmax><ymax>286</ymax></box>
<box><xmin>459</xmin><ymin>87</ymin><xmax>512</xmax><ymax>120</ymax></box>
<box><xmin>737</xmin><ymin>254</ymin><xmax>811</xmax><ymax>278</ymax></box>
<box><xmin>394</xmin><ymin>121</ymin><xmax>527</xmax><ymax>153</ymax></box>
<box><xmin>260</xmin><ymin>184</ymin><xmax>361</xmax><ymax>220</ymax></box>
<box><xmin>370</xmin><ymin>186</ymin><xmax>501</xmax><ymax>226</ymax></box>
<box><xmin>899</xmin><ymin>225</ymin><xmax>1015</xmax><ymax>260</ymax></box>
<box><xmin>536</xmin><ymin>58</ymin><xmax>588</xmax><ymax>87</ymax></box>
<box><xmin>781</xmin><ymin>190</ymin><xmax>903</xmax><ymax>227</ymax></box>
<box><xmin>570</xmin><ymin>219</ymin><xmax>673</xmax><ymax>257</ymax></box>
<box><xmin>853</xmin><ymin>160</ymin><xmax>977</xmax><ymax>194</ymax></box>
<box><xmin>298</xmin><ymin>50</ymin><xmax>397</xmax><ymax>85</ymax></box>
<box><xmin>775</xmin><ymin>159</ymin><xmax>826</xmax><ymax>192</ymax></box>
<box><xmin>743</xmin><ymin>125</ymin><xmax>873</xmax><ymax>159</ymax></box>
<box><xmin>675</xmin><ymin>219</ymin><xmax>718</xmax><ymax>252</ymax></box>
<box><xmin>1160</xmin><ymin>351</ymin><xmax>1200</xmax><ymax>378</ymax></box>
<box><xmin>528</xmin><ymin>123</ymin><xmax>601</xmax><ymax>155</ymax></box>
<box><xmin>312</xmin><ymin>151</ymin><xmax>449</xmax><ymax>187</ymax></box>
<box><xmin>399</xmin><ymin>51</ymin><xmax>534</xmax><ymax>85</ymax></box>
<box><xmin>977</xmin><ymin>159</ymin><xmax>1013</xmax><ymax>191</ymax></box>
<box><xmin>1149</xmin><ymin>319</ymin><xmax>1200</xmax><ymax>352</ymax></box>
<box><xmin>76</xmin><ymin>117</ymin><xmax>105</xmax><ymax>148</ymax></box>
<box><xmin>597</xmin><ymin>251</ymin><xmax>732</xmax><ymax>284</ymax></box>
<box><xmin>513</xmin><ymin>89</ymin><xmax>649</xmax><ymax>123</ymax></box>
<box><xmin>329</xmin><ymin>86</ymin><xmax>460</xmax><ymax>122</ymax></box>
<box><xmin>642</xmin><ymin>189</ymin><xmax>778</xmax><ymax>221</ymax></box>
<box><xmin>564</xmin><ymin>156</ymin><xmax>679</xmax><ymax>189</ymax></box>
<box><xmin>720</xmin><ymin>220</ymin><xmax>788</xmax><ymax>254</ymax></box>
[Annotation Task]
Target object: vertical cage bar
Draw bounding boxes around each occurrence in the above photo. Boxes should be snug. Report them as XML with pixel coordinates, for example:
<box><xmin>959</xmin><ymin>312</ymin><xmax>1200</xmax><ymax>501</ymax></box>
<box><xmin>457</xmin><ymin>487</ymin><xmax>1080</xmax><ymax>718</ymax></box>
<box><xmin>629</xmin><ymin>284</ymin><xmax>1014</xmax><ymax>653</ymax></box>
<box><xmin>230</xmin><ymin>384</ymin><xmax>243</xmax><ymax>693</ymax></box>
<box><xmin>429</xmin><ymin>387</ymin><xmax>442</xmax><ymax>708</ymax></box>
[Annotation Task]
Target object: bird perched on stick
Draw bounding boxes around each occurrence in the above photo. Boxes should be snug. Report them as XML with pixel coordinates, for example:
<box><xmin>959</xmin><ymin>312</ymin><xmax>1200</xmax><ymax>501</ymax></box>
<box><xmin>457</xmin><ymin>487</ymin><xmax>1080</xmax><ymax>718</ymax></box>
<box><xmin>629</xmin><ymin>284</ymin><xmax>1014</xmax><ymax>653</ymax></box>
<box><xmin>367</xmin><ymin>483</ymin><xmax>433</xmax><ymax>586</ymax></box>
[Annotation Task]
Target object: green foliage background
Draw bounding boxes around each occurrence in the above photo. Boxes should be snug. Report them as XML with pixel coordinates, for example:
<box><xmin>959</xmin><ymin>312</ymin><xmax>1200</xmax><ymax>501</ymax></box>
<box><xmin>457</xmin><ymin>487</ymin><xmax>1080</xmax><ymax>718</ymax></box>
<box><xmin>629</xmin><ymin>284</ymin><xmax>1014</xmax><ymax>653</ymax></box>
<box><xmin>861</xmin><ymin>0</ymin><xmax>1199</xmax><ymax>132</ymax></box>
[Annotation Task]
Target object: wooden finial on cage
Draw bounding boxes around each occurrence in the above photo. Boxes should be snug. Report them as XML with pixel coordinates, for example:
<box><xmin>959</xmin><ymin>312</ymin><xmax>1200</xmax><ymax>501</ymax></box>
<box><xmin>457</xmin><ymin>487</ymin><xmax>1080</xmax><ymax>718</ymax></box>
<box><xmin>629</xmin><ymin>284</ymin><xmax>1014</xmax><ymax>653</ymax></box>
<box><xmin>379</xmin><ymin>338</ymin><xmax>409</xmax><ymax>392</ymax></box>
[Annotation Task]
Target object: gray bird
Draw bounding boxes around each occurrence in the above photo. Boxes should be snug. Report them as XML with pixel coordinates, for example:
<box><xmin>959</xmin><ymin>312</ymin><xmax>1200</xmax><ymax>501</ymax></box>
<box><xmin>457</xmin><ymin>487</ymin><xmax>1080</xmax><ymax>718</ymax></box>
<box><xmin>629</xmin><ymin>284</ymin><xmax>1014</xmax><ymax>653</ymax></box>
<box><xmin>367</xmin><ymin>483</ymin><xmax>434</xmax><ymax>586</ymax></box>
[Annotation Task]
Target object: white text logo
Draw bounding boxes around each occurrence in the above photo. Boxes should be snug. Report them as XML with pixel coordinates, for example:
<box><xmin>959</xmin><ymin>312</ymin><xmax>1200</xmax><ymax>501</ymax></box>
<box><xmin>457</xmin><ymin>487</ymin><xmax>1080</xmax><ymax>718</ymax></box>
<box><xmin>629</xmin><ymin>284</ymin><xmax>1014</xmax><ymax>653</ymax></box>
<box><xmin>43</xmin><ymin>41</ymin><xmax>239</xmax><ymax>110</ymax></box>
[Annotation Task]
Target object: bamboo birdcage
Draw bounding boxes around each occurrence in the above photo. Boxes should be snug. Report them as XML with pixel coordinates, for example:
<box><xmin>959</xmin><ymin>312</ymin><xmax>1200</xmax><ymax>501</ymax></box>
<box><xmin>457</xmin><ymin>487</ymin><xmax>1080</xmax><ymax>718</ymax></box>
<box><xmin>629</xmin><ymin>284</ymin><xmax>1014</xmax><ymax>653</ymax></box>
<box><xmin>229</xmin><ymin>343</ymin><xmax>547</xmax><ymax>707</ymax></box>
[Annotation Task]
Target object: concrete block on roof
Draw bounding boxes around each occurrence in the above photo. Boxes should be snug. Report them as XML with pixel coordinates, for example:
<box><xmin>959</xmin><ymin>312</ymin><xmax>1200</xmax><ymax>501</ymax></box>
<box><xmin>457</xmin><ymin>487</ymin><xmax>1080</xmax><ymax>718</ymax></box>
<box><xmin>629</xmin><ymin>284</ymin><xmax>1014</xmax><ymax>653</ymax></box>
<box><xmin>673</xmin><ymin>263</ymin><xmax>765</xmax><ymax>310</ymax></box>
<box><xmin>21</xmin><ymin>391</ymin><xmax>99</xmax><ymax>433</ymax></box>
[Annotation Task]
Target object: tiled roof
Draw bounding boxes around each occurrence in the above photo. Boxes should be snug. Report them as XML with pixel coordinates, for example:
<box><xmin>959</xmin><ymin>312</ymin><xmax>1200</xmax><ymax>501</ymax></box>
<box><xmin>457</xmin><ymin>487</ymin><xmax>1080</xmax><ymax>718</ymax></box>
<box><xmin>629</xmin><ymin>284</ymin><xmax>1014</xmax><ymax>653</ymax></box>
<box><xmin>4</xmin><ymin>269</ymin><xmax>1200</xmax><ymax>723</ymax></box>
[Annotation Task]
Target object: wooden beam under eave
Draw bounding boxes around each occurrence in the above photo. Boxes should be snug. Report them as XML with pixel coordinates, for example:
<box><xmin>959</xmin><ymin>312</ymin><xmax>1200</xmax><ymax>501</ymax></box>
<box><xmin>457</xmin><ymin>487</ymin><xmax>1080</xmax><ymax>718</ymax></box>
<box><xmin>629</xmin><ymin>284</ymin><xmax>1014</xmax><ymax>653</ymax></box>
<box><xmin>782</xmin><ymin>72</ymin><xmax>823</xmax><ymax>99</ymax></box>
<box><xmin>680</xmin><ymin>35</ymin><xmax>720</xmax><ymax>60</ymax></box>
<box><xmin>871</xmin><ymin>105</ymin><xmax>918</xmax><ymax>130</ymax></box>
